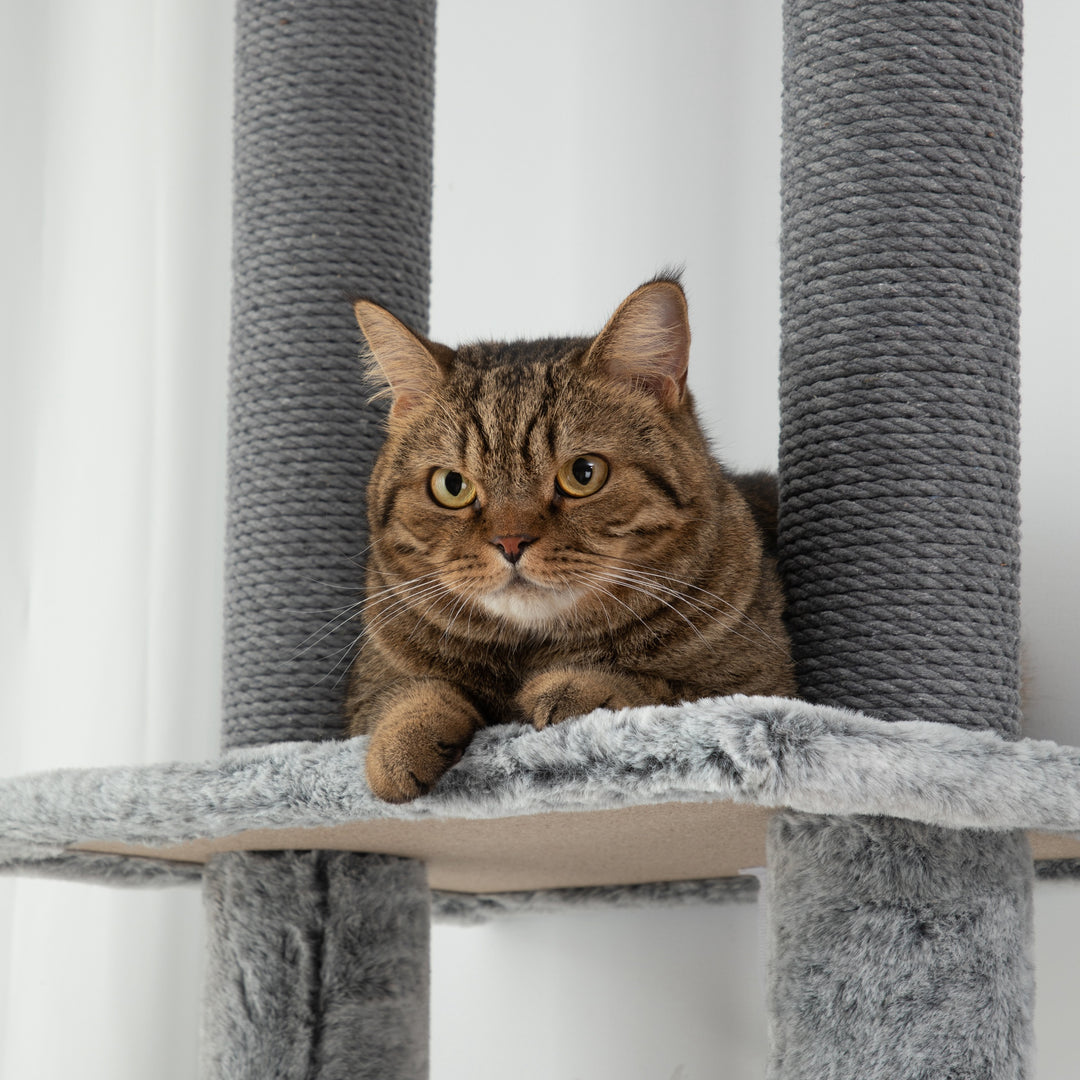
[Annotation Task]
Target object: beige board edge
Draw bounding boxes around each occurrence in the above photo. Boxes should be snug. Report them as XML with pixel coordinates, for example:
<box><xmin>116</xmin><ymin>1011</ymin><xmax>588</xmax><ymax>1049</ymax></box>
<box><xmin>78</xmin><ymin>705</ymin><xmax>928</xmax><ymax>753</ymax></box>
<box><xmin>70</xmin><ymin>800</ymin><xmax>1080</xmax><ymax>895</ymax></box>
<box><xmin>73</xmin><ymin>801</ymin><xmax>772</xmax><ymax>893</ymax></box>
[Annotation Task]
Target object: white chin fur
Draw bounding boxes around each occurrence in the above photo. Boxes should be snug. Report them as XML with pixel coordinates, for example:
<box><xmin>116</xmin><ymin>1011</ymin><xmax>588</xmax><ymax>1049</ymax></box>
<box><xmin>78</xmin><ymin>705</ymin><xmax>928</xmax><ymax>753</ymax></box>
<box><xmin>477</xmin><ymin>583</ymin><xmax>583</xmax><ymax>628</ymax></box>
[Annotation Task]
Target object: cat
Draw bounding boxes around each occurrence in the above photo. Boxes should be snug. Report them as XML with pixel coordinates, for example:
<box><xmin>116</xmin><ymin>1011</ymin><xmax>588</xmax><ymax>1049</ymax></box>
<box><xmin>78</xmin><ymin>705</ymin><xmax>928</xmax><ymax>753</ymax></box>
<box><xmin>346</xmin><ymin>276</ymin><xmax>796</xmax><ymax>803</ymax></box>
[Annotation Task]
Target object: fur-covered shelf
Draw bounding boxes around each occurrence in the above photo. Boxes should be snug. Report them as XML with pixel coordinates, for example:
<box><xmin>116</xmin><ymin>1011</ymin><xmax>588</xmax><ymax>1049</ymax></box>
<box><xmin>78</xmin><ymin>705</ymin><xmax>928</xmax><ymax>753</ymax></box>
<box><xmin>4</xmin><ymin>696</ymin><xmax>1079</xmax><ymax>905</ymax></box>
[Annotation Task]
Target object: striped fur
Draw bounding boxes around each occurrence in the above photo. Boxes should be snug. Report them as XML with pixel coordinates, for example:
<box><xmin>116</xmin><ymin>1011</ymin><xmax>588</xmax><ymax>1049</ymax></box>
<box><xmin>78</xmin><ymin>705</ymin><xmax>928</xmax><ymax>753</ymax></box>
<box><xmin>347</xmin><ymin>279</ymin><xmax>795</xmax><ymax>802</ymax></box>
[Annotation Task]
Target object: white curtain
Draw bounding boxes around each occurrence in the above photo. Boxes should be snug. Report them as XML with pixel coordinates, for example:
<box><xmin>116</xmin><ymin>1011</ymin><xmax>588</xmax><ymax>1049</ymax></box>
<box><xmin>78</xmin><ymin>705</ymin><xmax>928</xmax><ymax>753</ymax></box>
<box><xmin>0</xmin><ymin>2</ymin><xmax>231</xmax><ymax>1076</ymax></box>
<box><xmin>2</xmin><ymin>1</ymin><xmax>1078</xmax><ymax>1078</ymax></box>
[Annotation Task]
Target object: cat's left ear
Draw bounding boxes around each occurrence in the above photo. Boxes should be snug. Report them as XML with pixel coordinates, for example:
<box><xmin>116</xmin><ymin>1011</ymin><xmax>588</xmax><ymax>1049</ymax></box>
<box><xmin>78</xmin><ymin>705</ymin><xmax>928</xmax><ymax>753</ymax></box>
<box><xmin>585</xmin><ymin>278</ymin><xmax>690</xmax><ymax>409</ymax></box>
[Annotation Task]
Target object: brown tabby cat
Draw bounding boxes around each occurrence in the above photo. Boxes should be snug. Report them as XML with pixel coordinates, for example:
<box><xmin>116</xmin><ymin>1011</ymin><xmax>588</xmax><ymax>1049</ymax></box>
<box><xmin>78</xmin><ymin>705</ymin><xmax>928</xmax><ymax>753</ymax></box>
<box><xmin>346</xmin><ymin>277</ymin><xmax>796</xmax><ymax>802</ymax></box>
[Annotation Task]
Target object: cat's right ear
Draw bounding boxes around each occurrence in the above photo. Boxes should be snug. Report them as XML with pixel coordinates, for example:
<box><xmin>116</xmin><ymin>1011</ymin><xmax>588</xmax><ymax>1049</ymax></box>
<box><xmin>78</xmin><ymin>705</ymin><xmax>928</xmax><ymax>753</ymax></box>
<box><xmin>353</xmin><ymin>300</ymin><xmax>452</xmax><ymax>418</ymax></box>
<box><xmin>584</xmin><ymin>278</ymin><xmax>690</xmax><ymax>409</ymax></box>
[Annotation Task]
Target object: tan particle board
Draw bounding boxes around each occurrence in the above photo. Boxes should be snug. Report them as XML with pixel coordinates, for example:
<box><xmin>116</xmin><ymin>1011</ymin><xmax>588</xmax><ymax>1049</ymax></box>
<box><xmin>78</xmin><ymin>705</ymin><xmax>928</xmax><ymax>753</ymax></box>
<box><xmin>71</xmin><ymin>799</ymin><xmax>1080</xmax><ymax>894</ymax></box>
<box><xmin>74</xmin><ymin>801</ymin><xmax>771</xmax><ymax>892</ymax></box>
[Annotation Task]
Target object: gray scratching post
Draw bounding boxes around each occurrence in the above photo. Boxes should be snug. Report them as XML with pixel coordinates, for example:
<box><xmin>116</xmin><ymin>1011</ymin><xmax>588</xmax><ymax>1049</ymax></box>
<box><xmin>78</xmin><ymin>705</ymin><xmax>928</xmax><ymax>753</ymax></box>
<box><xmin>771</xmin><ymin>2</ymin><xmax>1032</xmax><ymax>1076</ymax></box>
<box><xmin>202</xmin><ymin>853</ymin><xmax>430</xmax><ymax>1080</ymax></box>
<box><xmin>226</xmin><ymin>0</ymin><xmax>436</xmax><ymax>750</ymax></box>
<box><xmin>779</xmin><ymin>1</ymin><xmax>1022</xmax><ymax>733</ymax></box>
<box><xmin>207</xmin><ymin>3</ymin><xmax>437</xmax><ymax>1077</ymax></box>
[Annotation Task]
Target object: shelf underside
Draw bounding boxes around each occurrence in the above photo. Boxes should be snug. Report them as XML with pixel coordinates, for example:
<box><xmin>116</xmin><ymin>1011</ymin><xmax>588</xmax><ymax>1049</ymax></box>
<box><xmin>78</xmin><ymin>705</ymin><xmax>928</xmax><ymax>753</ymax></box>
<box><xmin>73</xmin><ymin>801</ymin><xmax>1080</xmax><ymax>894</ymax></box>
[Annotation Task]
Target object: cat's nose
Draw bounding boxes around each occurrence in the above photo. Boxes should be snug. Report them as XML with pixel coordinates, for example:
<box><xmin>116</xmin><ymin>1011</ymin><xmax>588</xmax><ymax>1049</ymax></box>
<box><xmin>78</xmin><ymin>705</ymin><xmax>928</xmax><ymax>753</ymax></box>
<box><xmin>491</xmin><ymin>534</ymin><xmax>537</xmax><ymax>564</ymax></box>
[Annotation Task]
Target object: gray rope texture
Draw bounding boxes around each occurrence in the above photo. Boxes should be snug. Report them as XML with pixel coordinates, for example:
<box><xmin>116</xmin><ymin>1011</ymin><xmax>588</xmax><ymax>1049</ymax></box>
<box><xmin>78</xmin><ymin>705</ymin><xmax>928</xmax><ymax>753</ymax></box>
<box><xmin>224</xmin><ymin>0</ymin><xmax>435</xmax><ymax>748</ymax></box>
<box><xmin>777</xmin><ymin>0</ymin><xmax>1023</xmax><ymax>735</ymax></box>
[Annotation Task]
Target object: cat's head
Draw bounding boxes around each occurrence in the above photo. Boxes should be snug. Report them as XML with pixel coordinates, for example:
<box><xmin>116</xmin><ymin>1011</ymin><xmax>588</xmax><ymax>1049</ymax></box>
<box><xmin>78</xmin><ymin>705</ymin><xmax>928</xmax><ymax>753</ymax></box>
<box><xmin>355</xmin><ymin>278</ymin><xmax>731</xmax><ymax>640</ymax></box>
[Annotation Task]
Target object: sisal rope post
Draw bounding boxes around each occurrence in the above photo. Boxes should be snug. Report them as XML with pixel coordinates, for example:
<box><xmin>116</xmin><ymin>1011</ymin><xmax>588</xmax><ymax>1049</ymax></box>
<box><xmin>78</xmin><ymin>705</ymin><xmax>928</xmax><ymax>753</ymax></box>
<box><xmin>224</xmin><ymin>0</ymin><xmax>436</xmax><ymax>750</ymax></box>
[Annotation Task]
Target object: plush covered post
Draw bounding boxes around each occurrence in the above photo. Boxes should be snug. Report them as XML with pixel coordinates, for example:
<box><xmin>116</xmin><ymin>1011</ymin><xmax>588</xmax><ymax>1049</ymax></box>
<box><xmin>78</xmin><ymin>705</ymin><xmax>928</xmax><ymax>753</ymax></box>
<box><xmin>771</xmin><ymin>1</ymin><xmax>1032</xmax><ymax>1076</ymax></box>
<box><xmin>201</xmin><ymin>852</ymin><xmax>430</xmax><ymax>1080</ymax></box>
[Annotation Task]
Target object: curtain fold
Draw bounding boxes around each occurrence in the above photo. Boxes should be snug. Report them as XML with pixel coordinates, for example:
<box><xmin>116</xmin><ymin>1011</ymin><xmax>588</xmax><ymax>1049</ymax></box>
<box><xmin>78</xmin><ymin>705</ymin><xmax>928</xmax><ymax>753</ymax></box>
<box><xmin>0</xmin><ymin>3</ymin><xmax>232</xmax><ymax>1076</ymax></box>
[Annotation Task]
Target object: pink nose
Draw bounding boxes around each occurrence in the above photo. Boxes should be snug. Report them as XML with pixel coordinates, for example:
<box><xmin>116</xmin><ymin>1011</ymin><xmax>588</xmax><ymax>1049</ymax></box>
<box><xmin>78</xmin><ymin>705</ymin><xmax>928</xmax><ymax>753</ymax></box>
<box><xmin>491</xmin><ymin>534</ymin><xmax>536</xmax><ymax>564</ymax></box>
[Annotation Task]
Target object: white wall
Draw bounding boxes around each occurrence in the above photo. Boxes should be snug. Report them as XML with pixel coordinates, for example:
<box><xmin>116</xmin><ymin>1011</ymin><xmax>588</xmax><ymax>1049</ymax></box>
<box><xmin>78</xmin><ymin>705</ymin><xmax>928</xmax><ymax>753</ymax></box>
<box><xmin>1015</xmin><ymin>3</ymin><xmax>1080</xmax><ymax>1068</ymax></box>
<box><xmin>1018</xmin><ymin>0</ymin><xmax>1080</xmax><ymax>749</ymax></box>
<box><xmin>0</xmin><ymin>1</ymin><xmax>1076</xmax><ymax>1078</ymax></box>
<box><xmin>430</xmin><ymin>0</ymin><xmax>783</xmax><ymax>474</ymax></box>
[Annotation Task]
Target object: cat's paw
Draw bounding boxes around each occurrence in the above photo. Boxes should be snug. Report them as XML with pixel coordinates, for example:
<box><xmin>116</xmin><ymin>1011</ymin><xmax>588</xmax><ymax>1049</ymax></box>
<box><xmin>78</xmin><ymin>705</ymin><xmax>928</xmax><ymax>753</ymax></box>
<box><xmin>365</xmin><ymin>685</ymin><xmax>481</xmax><ymax>803</ymax></box>
<box><xmin>516</xmin><ymin>668</ymin><xmax>642</xmax><ymax>730</ymax></box>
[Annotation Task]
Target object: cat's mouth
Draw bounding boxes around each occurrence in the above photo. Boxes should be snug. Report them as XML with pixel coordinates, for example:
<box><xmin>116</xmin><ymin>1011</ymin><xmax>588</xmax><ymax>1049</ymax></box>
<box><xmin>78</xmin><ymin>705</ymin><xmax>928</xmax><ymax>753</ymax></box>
<box><xmin>502</xmin><ymin>567</ymin><xmax>535</xmax><ymax>589</ymax></box>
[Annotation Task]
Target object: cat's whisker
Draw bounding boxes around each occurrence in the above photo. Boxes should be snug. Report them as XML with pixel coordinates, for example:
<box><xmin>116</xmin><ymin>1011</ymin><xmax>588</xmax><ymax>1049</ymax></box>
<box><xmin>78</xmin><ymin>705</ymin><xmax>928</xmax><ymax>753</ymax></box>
<box><xmin>578</xmin><ymin>564</ymin><xmax>714</xmax><ymax>616</ymax></box>
<box><xmin>289</xmin><ymin>599</ymin><xmax>372</xmax><ymax>660</ymax></box>
<box><xmin>561</xmin><ymin>572</ymin><xmax>656</xmax><ymax>637</ymax></box>
<box><xmin>362</xmin><ymin>570</ymin><xmax>446</xmax><ymax>605</ymax></box>
<box><xmin>307</xmin><ymin>631</ymin><xmax>368</xmax><ymax>688</ymax></box>
<box><xmin>576</xmin><ymin>569</ymin><xmax>714</xmax><ymax>650</ymax></box>
<box><xmin>286</xmin><ymin>597</ymin><xmax>366</xmax><ymax>650</ymax></box>
<box><xmin>311</xmin><ymin>576</ymin><xmax>453</xmax><ymax>685</ymax></box>
<box><xmin>361</xmin><ymin>581</ymin><xmax>450</xmax><ymax>640</ymax></box>
<box><xmin>307</xmin><ymin>578</ymin><xmax>372</xmax><ymax>593</ymax></box>
<box><xmin>609</xmin><ymin>567</ymin><xmax>787</xmax><ymax>658</ymax></box>
<box><xmin>341</xmin><ymin>537</ymin><xmax>379</xmax><ymax>567</ymax></box>
<box><xmin>592</xmin><ymin>571</ymin><xmax>736</xmax><ymax>643</ymax></box>
<box><xmin>344</xmin><ymin>578</ymin><xmax>445</xmax><ymax>644</ymax></box>
<box><xmin>284</xmin><ymin>601</ymin><xmax>365</xmax><ymax>617</ymax></box>
<box><xmin>328</xmin><ymin>636</ymin><xmax>368</xmax><ymax>689</ymax></box>
<box><xmin>440</xmin><ymin>591</ymin><xmax>478</xmax><ymax>645</ymax></box>
<box><xmin>318</xmin><ymin>581</ymin><xmax>447</xmax><ymax>685</ymax></box>
<box><xmin>311</xmin><ymin>634</ymin><xmax>365</xmax><ymax>675</ymax></box>
<box><xmin>591</xmin><ymin>555</ymin><xmax>788</xmax><ymax>656</ymax></box>
<box><xmin>345</xmin><ymin>532</ymin><xmax>401</xmax><ymax>567</ymax></box>
<box><xmin>551</xmin><ymin>569</ymin><xmax>617</xmax><ymax>640</ymax></box>
<box><xmin>579</xmin><ymin>562</ymin><xmax>785</xmax><ymax>659</ymax></box>
<box><xmin>407</xmin><ymin>590</ymin><xmax>458</xmax><ymax>648</ymax></box>
<box><xmin>292</xmin><ymin>615</ymin><xmax>362</xmax><ymax>661</ymax></box>
<box><xmin>361</xmin><ymin>567</ymin><xmax>458</xmax><ymax>610</ymax></box>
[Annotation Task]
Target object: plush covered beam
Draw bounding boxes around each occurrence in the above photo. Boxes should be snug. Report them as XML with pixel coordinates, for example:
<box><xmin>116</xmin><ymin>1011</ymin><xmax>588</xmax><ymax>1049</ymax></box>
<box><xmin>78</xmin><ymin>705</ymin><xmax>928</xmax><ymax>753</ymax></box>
<box><xmin>201</xmin><ymin>852</ymin><xmax>430</xmax><ymax>1080</ymax></box>
<box><xmin>771</xmin><ymin>1</ymin><xmax>1030</xmax><ymax>1076</ymax></box>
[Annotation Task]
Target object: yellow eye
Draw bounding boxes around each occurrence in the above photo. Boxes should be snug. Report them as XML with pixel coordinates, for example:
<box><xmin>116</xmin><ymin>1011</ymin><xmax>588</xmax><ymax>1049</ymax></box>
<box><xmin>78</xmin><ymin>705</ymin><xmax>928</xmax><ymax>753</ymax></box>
<box><xmin>556</xmin><ymin>455</ymin><xmax>609</xmax><ymax>498</ymax></box>
<box><xmin>430</xmin><ymin>468</ymin><xmax>477</xmax><ymax>508</ymax></box>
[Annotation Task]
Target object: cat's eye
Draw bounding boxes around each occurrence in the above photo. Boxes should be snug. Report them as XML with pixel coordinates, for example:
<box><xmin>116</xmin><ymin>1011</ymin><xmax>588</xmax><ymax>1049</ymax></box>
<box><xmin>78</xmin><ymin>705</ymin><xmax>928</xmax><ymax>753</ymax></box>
<box><xmin>430</xmin><ymin>468</ymin><xmax>477</xmax><ymax>508</ymax></box>
<box><xmin>556</xmin><ymin>455</ymin><xmax>609</xmax><ymax>498</ymax></box>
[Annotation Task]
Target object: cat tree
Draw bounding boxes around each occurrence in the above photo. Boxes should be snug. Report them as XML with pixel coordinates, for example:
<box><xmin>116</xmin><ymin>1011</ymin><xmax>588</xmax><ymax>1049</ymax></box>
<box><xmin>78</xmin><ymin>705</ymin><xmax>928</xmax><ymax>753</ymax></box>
<box><xmin>2</xmin><ymin>0</ymin><xmax>1078</xmax><ymax>1076</ymax></box>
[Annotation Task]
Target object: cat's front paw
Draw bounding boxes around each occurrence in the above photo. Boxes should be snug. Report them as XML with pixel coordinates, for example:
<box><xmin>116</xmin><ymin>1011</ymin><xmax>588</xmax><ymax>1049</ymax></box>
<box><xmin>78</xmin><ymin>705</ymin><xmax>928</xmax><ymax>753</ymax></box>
<box><xmin>516</xmin><ymin>668</ymin><xmax>644</xmax><ymax>730</ymax></box>
<box><xmin>365</xmin><ymin>683</ymin><xmax>482</xmax><ymax>803</ymax></box>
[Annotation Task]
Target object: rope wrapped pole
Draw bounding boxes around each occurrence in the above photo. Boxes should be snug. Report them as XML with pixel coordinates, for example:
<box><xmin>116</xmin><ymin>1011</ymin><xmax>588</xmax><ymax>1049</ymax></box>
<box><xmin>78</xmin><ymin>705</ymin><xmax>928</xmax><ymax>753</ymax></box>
<box><xmin>224</xmin><ymin>0</ymin><xmax>436</xmax><ymax>750</ymax></box>
<box><xmin>770</xmin><ymin>2</ymin><xmax>1033</xmax><ymax>1075</ymax></box>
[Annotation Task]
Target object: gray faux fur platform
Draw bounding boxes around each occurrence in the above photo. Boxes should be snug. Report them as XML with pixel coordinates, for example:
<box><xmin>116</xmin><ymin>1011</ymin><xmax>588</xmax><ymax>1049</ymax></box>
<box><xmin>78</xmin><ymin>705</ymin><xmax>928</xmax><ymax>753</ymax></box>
<box><xmin>3</xmin><ymin>694</ymin><xmax>1080</xmax><ymax>894</ymax></box>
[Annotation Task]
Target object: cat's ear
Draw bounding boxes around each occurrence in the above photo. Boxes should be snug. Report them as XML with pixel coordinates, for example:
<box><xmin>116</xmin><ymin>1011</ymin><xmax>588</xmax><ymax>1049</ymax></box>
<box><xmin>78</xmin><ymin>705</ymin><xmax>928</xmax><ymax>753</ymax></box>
<box><xmin>353</xmin><ymin>300</ymin><xmax>452</xmax><ymax>417</ymax></box>
<box><xmin>585</xmin><ymin>279</ymin><xmax>690</xmax><ymax>408</ymax></box>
